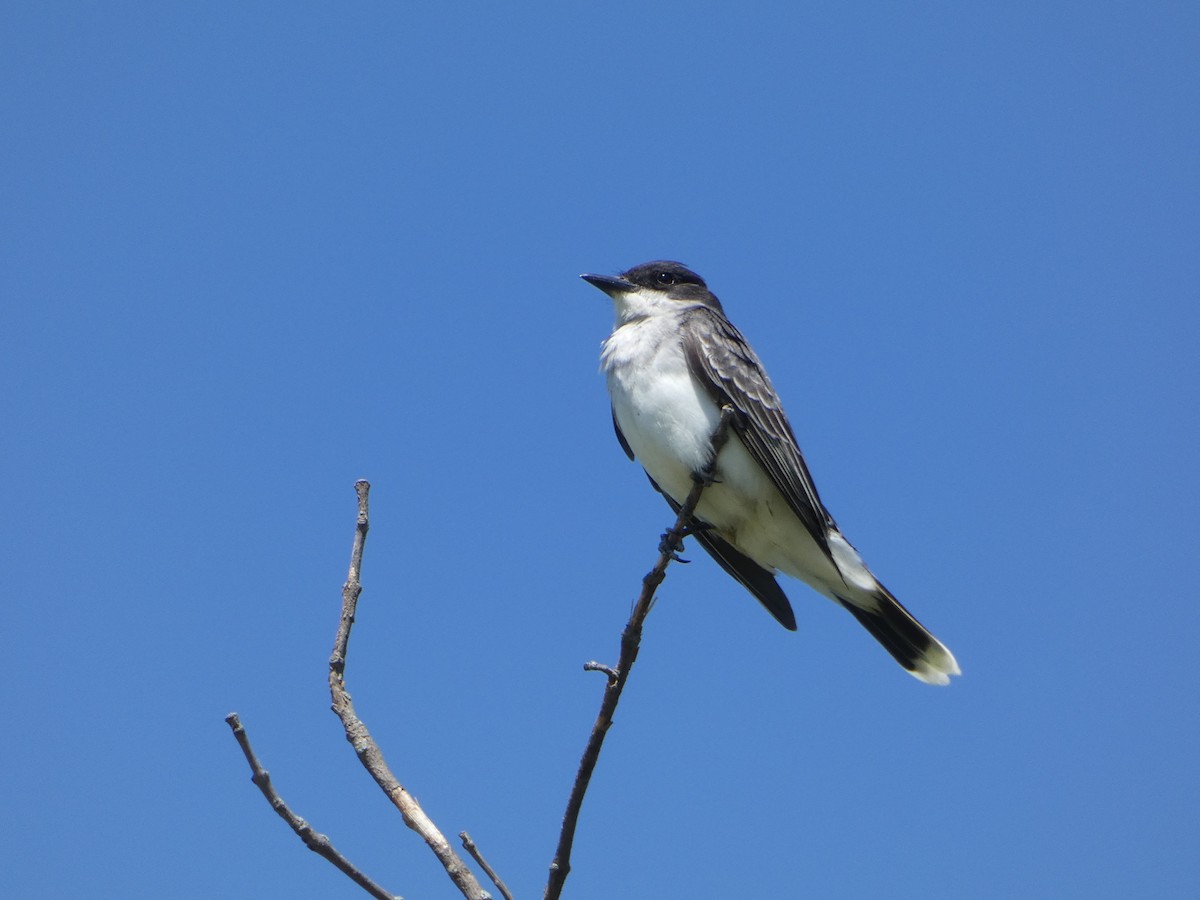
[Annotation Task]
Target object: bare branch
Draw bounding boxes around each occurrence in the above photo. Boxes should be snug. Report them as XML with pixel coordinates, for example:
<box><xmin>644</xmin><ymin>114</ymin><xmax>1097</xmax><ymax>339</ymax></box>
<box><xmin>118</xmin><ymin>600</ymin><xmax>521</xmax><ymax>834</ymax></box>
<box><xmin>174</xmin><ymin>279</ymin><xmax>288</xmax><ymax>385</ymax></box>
<box><xmin>461</xmin><ymin>832</ymin><xmax>515</xmax><ymax>900</ymax></box>
<box><xmin>544</xmin><ymin>406</ymin><xmax>737</xmax><ymax>900</ymax></box>
<box><xmin>329</xmin><ymin>480</ymin><xmax>492</xmax><ymax>900</ymax></box>
<box><xmin>224</xmin><ymin>712</ymin><xmax>401</xmax><ymax>900</ymax></box>
<box><xmin>582</xmin><ymin>661</ymin><xmax>618</xmax><ymax>681</ymax></box>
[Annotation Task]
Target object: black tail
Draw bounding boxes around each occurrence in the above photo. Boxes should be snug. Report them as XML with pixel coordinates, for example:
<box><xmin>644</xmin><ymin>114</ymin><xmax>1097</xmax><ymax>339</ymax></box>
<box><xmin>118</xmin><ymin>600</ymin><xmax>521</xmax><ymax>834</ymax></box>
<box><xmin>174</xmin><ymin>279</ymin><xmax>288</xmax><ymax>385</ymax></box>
<box><xmin>838</xmin><ymin>588</ymin><xmax>959</xmax><ymax>685</ymax></box>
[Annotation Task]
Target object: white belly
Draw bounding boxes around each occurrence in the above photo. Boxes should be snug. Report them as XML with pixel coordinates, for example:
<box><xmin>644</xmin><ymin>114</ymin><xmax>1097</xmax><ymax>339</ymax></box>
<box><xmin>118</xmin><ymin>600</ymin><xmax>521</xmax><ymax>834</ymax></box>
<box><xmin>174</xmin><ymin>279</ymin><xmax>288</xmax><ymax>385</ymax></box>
<box><xmin>602</xmin><ymin>320</ymin><xmax>842</xmax><ymax>594</ymax></box>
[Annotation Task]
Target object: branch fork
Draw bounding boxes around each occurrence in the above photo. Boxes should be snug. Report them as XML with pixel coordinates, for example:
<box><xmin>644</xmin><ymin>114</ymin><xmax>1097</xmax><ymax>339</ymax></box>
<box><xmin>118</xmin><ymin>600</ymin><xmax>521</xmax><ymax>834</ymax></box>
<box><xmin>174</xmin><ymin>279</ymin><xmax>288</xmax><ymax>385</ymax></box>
<box><xmin>228</xmin><ymin>406</ymin><xmax>736</xmax><ymax>900</ymax></box>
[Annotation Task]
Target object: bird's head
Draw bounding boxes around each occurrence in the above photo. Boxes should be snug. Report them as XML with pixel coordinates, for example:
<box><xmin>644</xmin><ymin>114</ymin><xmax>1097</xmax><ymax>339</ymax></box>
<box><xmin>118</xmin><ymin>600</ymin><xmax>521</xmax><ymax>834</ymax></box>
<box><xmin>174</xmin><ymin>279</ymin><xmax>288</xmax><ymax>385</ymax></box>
<box><xmin>581</xmin><ymin>260</ymin><xmax>724</xmax><ymax>323</ymax></box>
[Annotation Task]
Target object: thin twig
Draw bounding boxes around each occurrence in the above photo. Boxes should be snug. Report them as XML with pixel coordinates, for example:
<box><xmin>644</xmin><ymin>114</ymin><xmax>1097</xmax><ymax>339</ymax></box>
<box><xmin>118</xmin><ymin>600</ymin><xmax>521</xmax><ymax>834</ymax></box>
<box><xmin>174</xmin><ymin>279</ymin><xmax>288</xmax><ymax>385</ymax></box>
<box><xmin>582</xmin><ymin>661</ymin><xmax>618</xmax><ymax>681</ymax></box>
<box><xmin>224</xmin><ymin>713</ymin><xmax>401</xmax><ymax>900</ymax></box>
<box><xmin>460</xmin><ymin>832</ymin><xmax>515</xmax><ymax>900</ymax></box>
<box><xmin>328</xmin><ymin>480</ymin><xmax>492</xmax><ymax>900</ymax></box>
<box><xmin>544</xmin><ymin>406</ymin><xmax>736</xmax><ymax>900</ymax></box>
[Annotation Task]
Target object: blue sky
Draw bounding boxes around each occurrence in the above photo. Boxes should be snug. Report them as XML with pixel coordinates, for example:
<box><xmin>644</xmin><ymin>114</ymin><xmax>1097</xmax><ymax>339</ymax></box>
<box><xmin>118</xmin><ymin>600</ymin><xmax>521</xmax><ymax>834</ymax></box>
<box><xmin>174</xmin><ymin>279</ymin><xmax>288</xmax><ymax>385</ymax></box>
<box><xmin>3</xmin><ymin>3</ymin><xmax>1197</xmax><ymax>897</ymax></box>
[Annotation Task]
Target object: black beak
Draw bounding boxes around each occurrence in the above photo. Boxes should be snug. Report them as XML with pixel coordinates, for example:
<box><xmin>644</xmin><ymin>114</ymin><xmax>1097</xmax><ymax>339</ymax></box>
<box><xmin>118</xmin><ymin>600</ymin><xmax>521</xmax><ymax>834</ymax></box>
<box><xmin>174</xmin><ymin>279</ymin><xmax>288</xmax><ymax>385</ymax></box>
<box><xmin>581</xmin><ymin>273</ymin><xmax>630</xmax><ymax>297</ymax></box>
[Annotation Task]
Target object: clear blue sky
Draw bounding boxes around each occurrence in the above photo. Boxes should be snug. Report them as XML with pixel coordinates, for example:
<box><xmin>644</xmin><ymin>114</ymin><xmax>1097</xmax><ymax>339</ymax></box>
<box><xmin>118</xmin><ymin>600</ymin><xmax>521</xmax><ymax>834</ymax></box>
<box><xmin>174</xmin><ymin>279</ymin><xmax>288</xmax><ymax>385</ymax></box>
<box><xmin>3</xmin><ymin>3</ymin><xmax>1197</xmax><ymax>898</ymax></box>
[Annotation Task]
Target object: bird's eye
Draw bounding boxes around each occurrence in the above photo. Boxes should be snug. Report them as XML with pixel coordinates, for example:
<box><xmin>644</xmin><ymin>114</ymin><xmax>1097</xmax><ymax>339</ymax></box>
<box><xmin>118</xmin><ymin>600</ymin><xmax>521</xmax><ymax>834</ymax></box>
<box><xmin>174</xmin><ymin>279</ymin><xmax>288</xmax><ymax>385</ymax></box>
<box><xmin>656</xmin><ymin>271</ymin><xmax>676</xmax><ymax>285</ymax></box>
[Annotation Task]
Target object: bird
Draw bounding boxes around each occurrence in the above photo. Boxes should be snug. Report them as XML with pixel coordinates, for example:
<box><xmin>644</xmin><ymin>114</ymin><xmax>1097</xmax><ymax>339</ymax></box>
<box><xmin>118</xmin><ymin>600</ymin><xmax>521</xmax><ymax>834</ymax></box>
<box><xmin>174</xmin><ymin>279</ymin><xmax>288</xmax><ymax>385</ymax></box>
<box><xmin>582</xmin><ymin>260</ymin><xmax>960</xmax><ymax>685</ymax></box>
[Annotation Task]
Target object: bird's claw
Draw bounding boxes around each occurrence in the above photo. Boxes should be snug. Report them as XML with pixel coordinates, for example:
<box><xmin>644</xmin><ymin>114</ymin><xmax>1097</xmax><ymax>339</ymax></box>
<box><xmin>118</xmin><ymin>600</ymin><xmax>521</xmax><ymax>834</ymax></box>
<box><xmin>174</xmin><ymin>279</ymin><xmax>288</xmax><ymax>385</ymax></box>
<box><xmin>658</xmin><ymin>531</ymin><xmax>690</xmax><ymax>563</ymax></box>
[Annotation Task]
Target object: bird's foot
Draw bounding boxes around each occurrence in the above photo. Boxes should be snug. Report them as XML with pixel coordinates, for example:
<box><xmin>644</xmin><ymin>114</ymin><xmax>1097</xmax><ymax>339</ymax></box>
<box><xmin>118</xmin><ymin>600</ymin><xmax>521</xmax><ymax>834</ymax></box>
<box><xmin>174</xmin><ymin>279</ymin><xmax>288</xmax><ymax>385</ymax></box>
<box><xmin>658</xmin><ymin>530</ymin><xmax>690</xmax><ymax>563</ymax></box>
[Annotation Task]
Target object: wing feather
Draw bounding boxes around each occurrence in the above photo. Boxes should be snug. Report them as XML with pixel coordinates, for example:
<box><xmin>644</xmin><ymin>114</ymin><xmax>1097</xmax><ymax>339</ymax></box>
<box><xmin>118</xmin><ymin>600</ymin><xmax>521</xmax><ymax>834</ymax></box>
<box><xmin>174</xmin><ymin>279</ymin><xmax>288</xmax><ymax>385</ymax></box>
<box><xmin>681</xmin><ymin>307</ymin><xmax>837</xmax><ymax>557</ymax></box>
<box><xmin>654</xmin><ymin>475</ymin><xmax>797</xmax><ymax>630</ymax></box>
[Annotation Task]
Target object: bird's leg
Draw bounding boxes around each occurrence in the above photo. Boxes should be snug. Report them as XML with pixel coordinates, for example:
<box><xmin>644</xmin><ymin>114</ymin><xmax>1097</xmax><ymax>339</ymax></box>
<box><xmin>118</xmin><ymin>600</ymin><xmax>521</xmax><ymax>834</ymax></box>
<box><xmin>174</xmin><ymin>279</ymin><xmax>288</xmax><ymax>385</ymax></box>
<box><xmin>658</xmin><ymin>409</ymin><xmax>735</xmax><ymax>565</ymax></box>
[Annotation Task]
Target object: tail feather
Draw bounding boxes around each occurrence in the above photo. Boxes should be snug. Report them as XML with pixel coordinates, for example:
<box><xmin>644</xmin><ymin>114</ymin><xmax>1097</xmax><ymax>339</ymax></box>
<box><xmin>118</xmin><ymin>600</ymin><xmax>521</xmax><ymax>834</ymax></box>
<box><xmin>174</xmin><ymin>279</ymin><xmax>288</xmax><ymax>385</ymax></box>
<box><xmin>838</xmin><ymin>587</ymin><xmax>960</xmax><ymax>686</ymax></box>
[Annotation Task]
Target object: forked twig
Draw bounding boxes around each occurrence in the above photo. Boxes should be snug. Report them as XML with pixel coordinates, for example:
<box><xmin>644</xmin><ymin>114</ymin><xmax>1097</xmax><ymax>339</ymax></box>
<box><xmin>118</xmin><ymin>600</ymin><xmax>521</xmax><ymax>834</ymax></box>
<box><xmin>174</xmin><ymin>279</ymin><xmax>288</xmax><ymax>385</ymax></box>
<box><xmin>544</xmin><ymin>406</ymin><xmax>736</xmax><ymax>900</ymax></box>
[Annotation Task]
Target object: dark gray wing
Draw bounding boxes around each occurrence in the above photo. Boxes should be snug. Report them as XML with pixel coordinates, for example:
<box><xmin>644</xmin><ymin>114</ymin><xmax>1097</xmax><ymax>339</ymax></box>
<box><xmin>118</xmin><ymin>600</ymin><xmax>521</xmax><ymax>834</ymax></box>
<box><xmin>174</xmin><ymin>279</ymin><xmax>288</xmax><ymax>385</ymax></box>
<box><xmin>659</xmin><ymin>489</ymin><xmax>797</xmax><ymax>630</ymax></box>
<box><xmin>681</xmin><ymin>306</ymin><xmax>837</xmax><ymax>558</ymax></box>
<box><xmin>612</xmin><ymin>409</ymin><xmax>797</xmax><ymax>630</ymax></box>
<box><xmin>692</xmin><ymin>529</ymin><xmax>797</xmax><ymax>630</ymax></box>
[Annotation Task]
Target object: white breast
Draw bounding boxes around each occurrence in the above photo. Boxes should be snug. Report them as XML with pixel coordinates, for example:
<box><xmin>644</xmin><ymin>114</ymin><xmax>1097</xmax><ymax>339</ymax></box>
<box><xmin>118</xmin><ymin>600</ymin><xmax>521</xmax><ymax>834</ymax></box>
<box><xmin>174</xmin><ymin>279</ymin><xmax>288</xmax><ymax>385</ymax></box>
<box><xmin>602</xmin><ymin>318</ymin><xmax>775</xmax><ymax>545</ymax></box>
<box><xmin>601</xmin><ymin>316</ymin><xmax>718</xmax><ymax>492</ymax></box>
<box><xmin>600</xmin><ymin>315</ymin><xmax>844</xmax><ymax>594</ymax></box>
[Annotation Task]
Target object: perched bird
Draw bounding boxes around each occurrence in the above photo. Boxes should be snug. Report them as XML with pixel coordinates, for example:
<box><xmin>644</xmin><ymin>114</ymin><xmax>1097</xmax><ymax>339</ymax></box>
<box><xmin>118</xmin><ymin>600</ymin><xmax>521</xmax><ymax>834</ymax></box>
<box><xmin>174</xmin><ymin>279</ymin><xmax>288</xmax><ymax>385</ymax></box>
<box><xmin>583</xmin><ymin>261</ymin><xmax>960</xmax><ymax>685</ymax></box>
